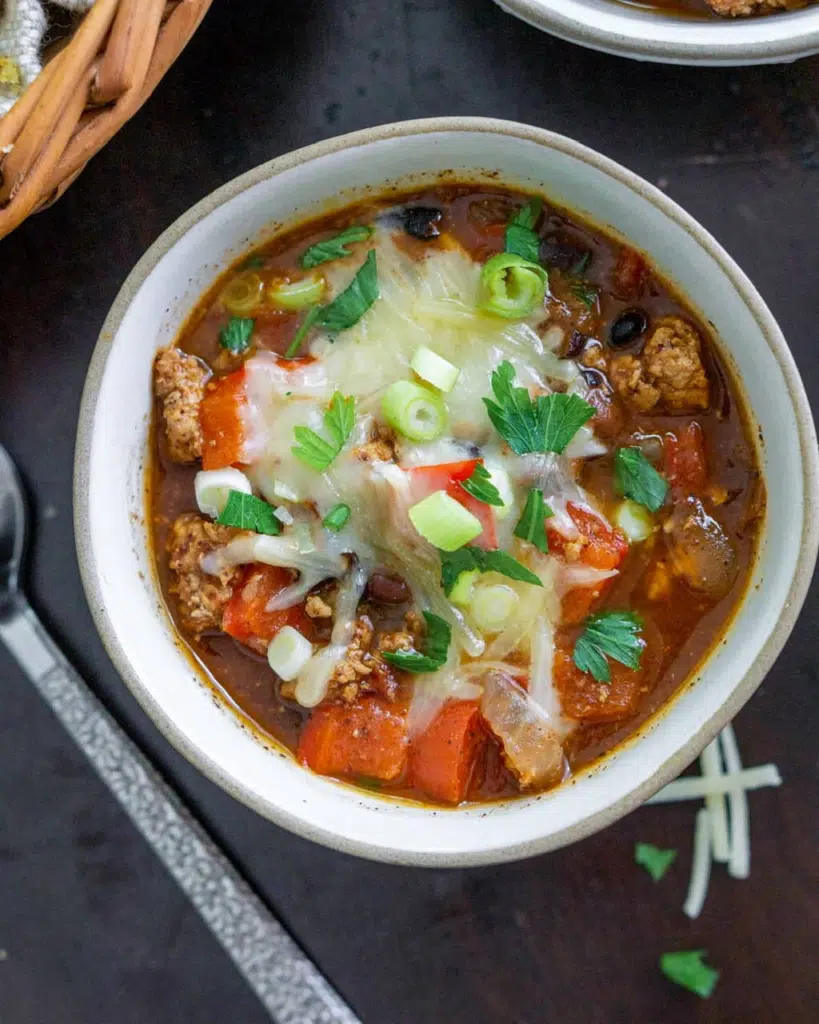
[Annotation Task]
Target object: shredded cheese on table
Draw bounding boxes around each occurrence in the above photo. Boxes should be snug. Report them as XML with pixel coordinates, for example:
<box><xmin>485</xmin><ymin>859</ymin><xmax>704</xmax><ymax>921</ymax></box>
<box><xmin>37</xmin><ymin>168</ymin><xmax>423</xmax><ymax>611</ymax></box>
<box><xmin>720</xmin><ymin>723</ymin><xmax>751</xmax><ymax>880</ymax></box>
<box><xmin>683</xmin><ymin>807</ymin><xmax>713</xmax><ymax>919</ymax></box>
<box><xmin>700</xmin><ymin>739</ymin><xmax>731</xmax><ymax>863</ymax></box>
<box><xmin>646</xmin><ymin>763</ymin><xmax>782</xmax><ymax>803</ymax></box>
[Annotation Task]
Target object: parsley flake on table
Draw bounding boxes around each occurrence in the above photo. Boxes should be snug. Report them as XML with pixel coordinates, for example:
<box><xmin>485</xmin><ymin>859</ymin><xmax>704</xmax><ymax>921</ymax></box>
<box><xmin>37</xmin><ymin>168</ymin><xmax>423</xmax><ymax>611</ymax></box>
<box><xmin>439</xmin><ymin>546</ymin><xmax>542</xmax><ymax>596</ymax></box>
<box><xmin>219</xmin><ymin>316</ymin><xmax>254</xmax><ymax>354</ymax></box>
<box><xmin>615</xmin><ymin>446</ymin><xmax>669</xmax><ymax>512</ymax></box>
<box><xmin>216</xmin><ymin>491</ymin><xmax>281</xmax><ymax>535</ymax></box>
<box><xmin>573</xmin><ymin>610</ymin><xmax>644</xmax><ymax>683</ymax></box>
<box><xmin>635</xmin><ymin>842</ymin><xmax>677</xmax><ymax>882</ymax></box>
<box><xmin>292</xmin><ymin>391</ymin><xmax>356</xmax><ymax>471</ymax></box>
<box><xmin>381</xmin><ymin>611</ymin><xmax>451</xmax><ymax>674</ymax></box>
<box><xmin>483</xmin><ymin>361</ymin><xmax>595</xmax><ymax>456</ymax></box>
<box><xmin>660</xmin><ymin>951</ymin><xmax>720</xmax><ymax>999</ymax></box>
<box><xmin>513</xmin><ymin>488</ymin><xmax>553</xmax><ymax>554</ymax></box>
<box><xmin>300</xmin><ymin>225</ymin><xmax>374</xmax><ymax>269</ymax></box>
<box><xmin>459</xmin><ymin>463</ymin><xmax>504</xmax><ymax>506</ymax></box>
<box><xmin>505</xmin><ymin>198</ymin><xmax>542</xmax><ymax>265</ymax></box>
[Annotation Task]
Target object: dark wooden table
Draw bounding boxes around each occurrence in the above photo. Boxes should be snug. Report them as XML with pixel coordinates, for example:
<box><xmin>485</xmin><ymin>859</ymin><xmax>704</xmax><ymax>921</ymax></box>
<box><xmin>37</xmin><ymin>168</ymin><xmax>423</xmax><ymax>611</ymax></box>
<box><xmin>1</xmin><ymin>2</ymin><xmax>817</xmax><ymax>1021</ymax></box>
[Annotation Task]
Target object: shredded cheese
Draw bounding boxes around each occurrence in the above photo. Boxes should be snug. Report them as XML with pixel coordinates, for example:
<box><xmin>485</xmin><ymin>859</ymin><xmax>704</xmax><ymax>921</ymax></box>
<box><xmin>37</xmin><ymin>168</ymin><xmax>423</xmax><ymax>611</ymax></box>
<box><xmin>700</xmin><ymin>739</ymin><xmax>730</xmax><ymax>863</ymax></box>
<box><xmin>683</xmin><ymin>807</ymin><xmax>712</xmax><ymax>920</ymax></box>
<box><xmin>646</xmin><ymin>764</ymin><xmax>782</xmax><ymax>803</ymax></box>
<box><xmin>720</xmin><ymin>724</ymin><xmax>750</xmax><ymax>880</ymax></box>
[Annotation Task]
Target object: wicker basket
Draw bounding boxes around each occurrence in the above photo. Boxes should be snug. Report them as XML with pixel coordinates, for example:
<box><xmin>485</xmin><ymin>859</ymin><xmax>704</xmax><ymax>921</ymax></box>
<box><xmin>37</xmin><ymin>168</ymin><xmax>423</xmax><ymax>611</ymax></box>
<box><xmin>0</xmin><ymin>0</ymin><xmax>213</xmax><ymax>240</ymax></box>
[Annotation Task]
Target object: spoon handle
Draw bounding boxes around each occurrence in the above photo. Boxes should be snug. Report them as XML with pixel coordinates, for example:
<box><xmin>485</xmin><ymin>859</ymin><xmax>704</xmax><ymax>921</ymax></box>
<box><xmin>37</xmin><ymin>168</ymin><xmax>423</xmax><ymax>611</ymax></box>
<box><xmin>0</xmin><ymin>596</ymin><xmax>361</xmax><ymax>1024</ymax></box>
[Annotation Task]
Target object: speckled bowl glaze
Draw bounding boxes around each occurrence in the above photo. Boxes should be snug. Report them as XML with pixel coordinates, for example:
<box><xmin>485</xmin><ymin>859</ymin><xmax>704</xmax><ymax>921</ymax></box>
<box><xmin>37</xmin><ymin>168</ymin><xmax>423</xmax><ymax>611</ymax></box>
<box><xmin>75</xmin><ymin>118</ymin><xmax>818</xmax><ymax>866</ymax></box>
<box><xmin>495</xmin><ymin>0</ymin><xmax>819</xmax><ymax>65</ymax></box>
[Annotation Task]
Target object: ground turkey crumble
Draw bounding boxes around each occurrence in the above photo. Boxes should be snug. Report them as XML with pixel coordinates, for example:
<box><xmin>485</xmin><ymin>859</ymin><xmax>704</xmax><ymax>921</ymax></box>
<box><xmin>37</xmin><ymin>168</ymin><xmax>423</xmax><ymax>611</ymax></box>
<box><xmin>154</xmin><ymin>347</ymin><xmax>209</xmax><ymax>462</ymax></box>
<box><xmin>610</xmin><ymin>317</ymin><xmax>709</xmax><ymax>414</ymax></box>
<box><xmin>168</xmin><ymin>513</ymin><xmax>238</xmax><ymax>634</ymax></box>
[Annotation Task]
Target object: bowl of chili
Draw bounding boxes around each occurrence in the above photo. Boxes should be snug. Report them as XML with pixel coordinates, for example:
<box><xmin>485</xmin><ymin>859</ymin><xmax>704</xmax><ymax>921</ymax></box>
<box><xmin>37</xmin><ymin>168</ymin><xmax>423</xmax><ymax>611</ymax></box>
<box><xmin>75</xmin><ymin>118</ymin><xmax>819</xmax><ymax>865</ymax></box>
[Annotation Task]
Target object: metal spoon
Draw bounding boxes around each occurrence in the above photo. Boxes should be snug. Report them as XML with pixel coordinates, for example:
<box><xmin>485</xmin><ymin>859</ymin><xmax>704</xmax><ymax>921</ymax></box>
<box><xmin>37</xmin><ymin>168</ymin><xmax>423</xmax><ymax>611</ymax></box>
<box><xmin>0</xmin><ymin>443</ymin><xmax>360</xmax><ymax>1024</ymax></box>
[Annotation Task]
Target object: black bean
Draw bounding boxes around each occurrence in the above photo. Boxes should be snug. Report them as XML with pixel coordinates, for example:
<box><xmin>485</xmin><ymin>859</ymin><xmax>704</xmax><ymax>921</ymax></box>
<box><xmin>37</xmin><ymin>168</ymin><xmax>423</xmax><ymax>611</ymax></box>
<box><xmin>563</xmin><ymin>329</ymin><xmax>586</xmax><ymax>360</ymax></box>
<box><xmin>609</xmin><ymin>309</ymin><xmax>648</xmax><ymax>347</ymax></box>
<box><xmin>366</xmin><ymin>571</ymin><xmax>411</xmax><ymax>605</ymax></box>
<box><xmin>402</xmin><ymin>206</ymin><xmax>443</xmax><ymax>240</ymax></box>
<box><xmin>581</xmin><ymin>367</ymin><xmax>609</xmax><ymax>391</ymax></box>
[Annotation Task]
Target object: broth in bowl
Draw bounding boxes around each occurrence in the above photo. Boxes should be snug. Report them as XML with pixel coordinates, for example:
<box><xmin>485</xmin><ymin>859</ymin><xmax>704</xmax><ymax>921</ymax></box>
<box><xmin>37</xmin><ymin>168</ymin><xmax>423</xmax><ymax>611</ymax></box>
<box><xmin>150</xmin><ymin>184</ymin><xmax>764</xmax><ymax>808</ymax></box>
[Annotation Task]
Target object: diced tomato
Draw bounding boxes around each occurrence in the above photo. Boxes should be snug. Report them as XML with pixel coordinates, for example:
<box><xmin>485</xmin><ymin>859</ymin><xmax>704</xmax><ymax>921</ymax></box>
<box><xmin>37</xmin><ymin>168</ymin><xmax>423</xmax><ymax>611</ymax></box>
<box><xmin>408</xmin><ymin>460</ymin><xmax>498</xmax><ymax>549</ymax></box>
<box><xmin>548</xmin><ymin>503</ymin><xmax>628</xmax><ymax>624</ymax></box>
<box><xmin>612</xmin><ymin>245</ymin><xmax>648</xmax><ymax>301</ymax></box>
<box><xmin>548</xmin><ymin>502</ymin><xmax>629</xmax><ymax>571</ymax></box>
<box><xmin>222</xmin><ymin>564</ymin><xmax>312</xmax><ymax>646</ymax></box>
<box><xmin>554</xmin><ymin>646</ymin><xmax>644</xmax><ymax>723</ymax></box>
<box><xmin>200</xmin><ymin>368</ymin><xmax>247</xmax><ymax>469</ymax></box>
<box><xmin>409</xmin><ymin>701</ymin><xmax>486</xmax><ymax>805</ymax></box>
<box><xmin>297</xmin><ymin>698</ymin><xmax>408</xmax><ymax>782</ymax></box>
<box><xmin>665</xmin><ymin>422</ymin><xmax>707</xmax><ymax>495</ymax></box>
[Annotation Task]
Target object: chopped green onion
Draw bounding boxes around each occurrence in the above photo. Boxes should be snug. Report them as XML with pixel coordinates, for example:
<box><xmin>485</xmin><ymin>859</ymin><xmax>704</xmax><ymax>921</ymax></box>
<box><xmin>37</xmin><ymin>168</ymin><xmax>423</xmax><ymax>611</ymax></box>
<box><xmin>267</xmin><ymin>626</ymin><xmax>313</xmax><ymax>681</ymax></box>
<box><xmin>478</xmin><ymin>253</ymin><xmax>548</xmax><ymax>320</ymax></box>
<box><xmin>449</xmin><ymin>568</ymin><xmax>480</xmax><ymax>608</ymax></box>
<box><xmin>615</xmin><ymin>499</ymin><xmax>654</xmax><ymax>543</ymax></box>
<box><xmin>269</xmin><ymin>273</ymin><xmax>326</xmax><ymax>311</ymax></box>
<box><xmin>470</xmin><ymin>584</ymin><xmax>519</xmax><ymax>633</ymax></box>
<box><xmin>382</xmin><ymin>380</ymin><xmax>448</xmax><ymax>442</ymax></box>
<box><xmin>323</xmin><ymin>503</ymin><xmax>351</xmax><ymax>532</ymax></box>
<box><xmin>410</xmin><ymin>345</ymin><xmax>460</xmax><ymax>393</ymax></box>
<box><xmin>221</xmin><ymin>272</ymin><xmax>264</xmax><ymax>316</ymax></box>
<box><xmin>408</xmin><ymin>491</ymin><xmax>483</xmax><ymax>551</ymax></box>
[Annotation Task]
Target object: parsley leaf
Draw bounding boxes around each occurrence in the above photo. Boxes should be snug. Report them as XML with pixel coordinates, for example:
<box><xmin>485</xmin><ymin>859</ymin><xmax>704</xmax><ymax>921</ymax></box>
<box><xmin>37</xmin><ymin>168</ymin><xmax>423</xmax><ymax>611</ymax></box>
<box><xmin>505</xmin><ymin>198</ymin><xmax>542</xmax><ymax>264</ymax></box>
<box><xmin>660</xmin><ymin>951</ymin><xmax>719</xmax><ymax>999</ymax></box>
<box><xmin>614</xmin><ymin>446</ymin><xmax>668</xmax><ymax>513</ymax></box>
<box><xmin>483</xmin><ymin>362</ymin><xmax>594</xmax><ymax>455</ymax></box>
<box><xmin>439</xmin><ymin>546</ymin><xmax>542</xmax><ymax>596</ymax></box>
<box><xmin>541</xmin><ymin>392</ymin><xmax>596</xmax><ymax>454</ymax></box>
<box><xmin>292</xmin><ymin>392</ymin><xmax>356</xmax><ymax>471</ymax></box>
<box><xmin>459</xmin><ymin>463</ymin><xmax>503</xmax><ymax>507</ymax></box>
<box><xmin>219</xmin><ymin>316</ymin><xmax>254</xmax><ymax>353</ymax></box>
<box><xmin>382</xmin><ymin>611</ymin><xmax>451</xmax><ymax>674</ymax></box>
<box><xmin>635</xmin><ymin>842</ymin><xmax>677</xmax><ymax>882</ymax></box>
<box><xmin>285</xmin><ymin>305</ymin><xmax>322</xmax><ymax>359</ymax></box>
<box><xmin>573</xmin><ymin>611</ymin><xmax>644</xmax><ymax>683</ymax></box>
<box><xmin>569</xmin><ymin>280</ymin><xmax>598</xmax><ymax>310</ymax></box>
<box><xmin>301</xmin><ymin>225</ymin><xmax>374</xmax><ymax>269</ymax></box>
<box><xmin>241</xmin><ymin>255</ymin><xmax>265</xmax><ymax>270</ymax></box>
<box><xmin>483</xmin><ymin>362</ymin><xmax>546</xmax><ymax>455</ymax></box>
<box><xmin>513</xmin><ymin>488</ymin><xmax>553</xmax><ymax>554</ymax></box>
<box><xmin>571</xmin><ymin>252</ymin><xmax>591</xmax><ymax>276</ymax></box>
<box><xmin>217</xmin><ymin>491</ymin><xmax>281</xmax><ymax>535</ymax></box>
<box><xmin>316</xmin><ymin>250</ymin><xmax>378</xmax><ymax>333</ymax></box>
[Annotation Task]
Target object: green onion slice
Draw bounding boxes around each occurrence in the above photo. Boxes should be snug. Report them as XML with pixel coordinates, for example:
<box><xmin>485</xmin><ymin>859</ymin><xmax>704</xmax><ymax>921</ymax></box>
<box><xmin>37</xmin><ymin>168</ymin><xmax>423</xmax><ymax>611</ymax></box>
<box><xmin>382</xmin><ymin>380</ymin><xmax>448</xmax><ymax>442</ymax></box>
<box><xmin>478</xmin><ymin>252</ymin><xmax>548</xmax><ymax>320</ymax></box>
<box><xmin>408</xmin><ymin>491</ymin><xmax>483</xmax><ymax>551</ymax></box>
<box><xmin>269</xmin><ymin>273</ymin><xmax>326</xmax><ymax>311</ymax></box>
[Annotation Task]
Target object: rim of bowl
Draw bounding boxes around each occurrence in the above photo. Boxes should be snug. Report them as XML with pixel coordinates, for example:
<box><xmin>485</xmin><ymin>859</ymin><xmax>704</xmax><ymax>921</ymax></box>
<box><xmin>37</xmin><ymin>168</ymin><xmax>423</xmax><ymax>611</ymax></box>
<box><xmin>75</xmin><ymin>117</ymin><xmax>819</xmax><ymax>866</ymax></box>
<box><xmin>494</xmin><ymin>0</ymin><xmax>819</xmax><ymax>65</ymax></box>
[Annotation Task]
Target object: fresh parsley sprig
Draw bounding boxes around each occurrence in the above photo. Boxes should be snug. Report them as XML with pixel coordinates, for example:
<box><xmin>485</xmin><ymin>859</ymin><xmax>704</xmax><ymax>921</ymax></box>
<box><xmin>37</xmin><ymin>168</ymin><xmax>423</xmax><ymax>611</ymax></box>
<box><xmin>513</xmin><ymin>488</ymin><xmax>553</xmax><ymax>554</ymax></box>
<box><xmin>483</xmin><ymin>361</ymin><xmax>595</xmax><ymax>456</ymax></box>
<box><xmin>459</xmin><ymin>464</ymin><xmax>503</xmax><ymax>507</ymax></box>
<box><xmin>505</xmin><ymin>198</ymin><xmax>542</xmax><ymax>265</ymax></box>
<box><xmin>439</xmin><ymin>546</ymin><xmax>542</xmax><ymax>596</ymax></box>
<box><xmin>569</xmin><ymin>280</ymin><xmax>598</xmax><ymax>310</ymax></box>
<box><xmin>285</xmin><ymin>250</ymin><xmax>379</xmax><ymax>358</ymax></box>
<box><xmin>660</xmin><ymin>951</ymin><xmax>719</xmax><ymax>999</ymax></box>
<box><xmin>301</xmin><ymin>226</ymin><xmax>374</xmax><ymax>269</ymax></box>
<box><xmin>614</xmin><ymin>446</ymin><xmax>668</xmax><ymax>513</ymax></box>
<box><xmin>217</xmin><ymin>491</ymin><xmax>281</xmax><ymax>535</ymax></box>
<box><xmin>573</xmin><ymin>610</ymin><xmax>644</xmax><ymax>683</ymax></box>
<box><xmin>219</xmin><ymin>316</ymin><xmax>254</xmax><ymax>354</ymax></box>
<box><xmin>292</xmin><ymin>392</ymin><xmax>356</xmax><ymax>472</ymax></box>
<box><xmin>381</xmin><ymin>611</ymin><xmax>451</xmax><ymax>674</ymax></box>
<box><xmin>635</xmin><ymin>842</ymin><xmax>677</xmax><ymax>882</ymax></box>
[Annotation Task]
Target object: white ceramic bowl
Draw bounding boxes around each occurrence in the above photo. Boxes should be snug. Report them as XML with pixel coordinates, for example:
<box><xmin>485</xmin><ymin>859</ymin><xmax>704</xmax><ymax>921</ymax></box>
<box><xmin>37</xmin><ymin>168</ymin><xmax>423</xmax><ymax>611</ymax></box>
<box><xmin>75</xmin><ymin>118</ymin><xmax>819</xmax><ymax>866</ymax></box>
<box><xmin>495</xmin><ymin>0</ymin><xmax>819</xmax><ymax>65</ymax></box>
